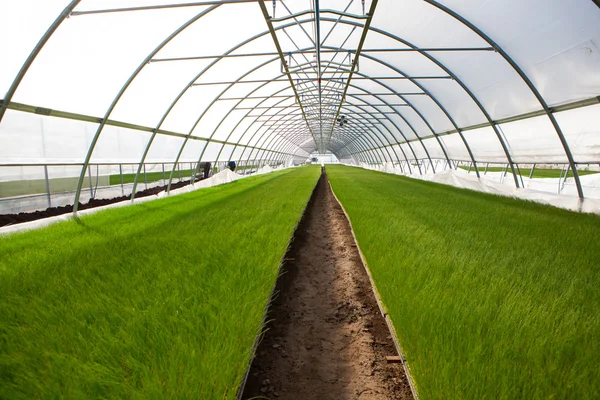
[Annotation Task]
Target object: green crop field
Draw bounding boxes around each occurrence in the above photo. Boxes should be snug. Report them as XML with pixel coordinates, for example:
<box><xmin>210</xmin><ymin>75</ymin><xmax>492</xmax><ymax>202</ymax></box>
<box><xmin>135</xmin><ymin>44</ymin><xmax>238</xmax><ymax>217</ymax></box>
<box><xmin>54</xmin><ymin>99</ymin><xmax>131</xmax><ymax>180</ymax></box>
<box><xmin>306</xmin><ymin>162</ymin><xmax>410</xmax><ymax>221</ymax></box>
<box><xmin>0</xmin><ymin>166</ymin><xmax>320</xmax><ymax>399</ymax></box>
<box><xmin>108</xmin><ymin>170</ymin><xmax>194</xmax><ymax>185</ymax></box>
<box><xmin>457</xmin><ymin>165</ymin><xmax>598</xmax><ymax>179</ymax></box>
<box><xmin>327</xmin><ymin>165</ymin><xmax>600</xmax><ymax>399</ymax></box>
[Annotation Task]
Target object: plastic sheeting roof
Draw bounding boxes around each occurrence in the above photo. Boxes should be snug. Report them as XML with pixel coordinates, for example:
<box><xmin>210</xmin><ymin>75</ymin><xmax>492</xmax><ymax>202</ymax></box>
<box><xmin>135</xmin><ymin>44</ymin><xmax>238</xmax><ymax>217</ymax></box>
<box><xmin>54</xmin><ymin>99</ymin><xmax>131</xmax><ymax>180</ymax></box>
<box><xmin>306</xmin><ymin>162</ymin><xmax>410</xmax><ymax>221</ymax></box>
<box><xmin>1</xmin><ymin>0</ymin><xmax>600</xmax><ymax>199</ymax></box>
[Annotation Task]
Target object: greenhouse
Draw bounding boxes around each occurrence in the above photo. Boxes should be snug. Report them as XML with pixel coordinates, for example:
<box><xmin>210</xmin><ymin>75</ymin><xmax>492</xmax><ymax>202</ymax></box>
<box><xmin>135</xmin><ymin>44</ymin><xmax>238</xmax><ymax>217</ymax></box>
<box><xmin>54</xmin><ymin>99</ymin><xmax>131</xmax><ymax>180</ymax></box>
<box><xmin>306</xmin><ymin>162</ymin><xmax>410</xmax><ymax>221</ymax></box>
<box><xmin>1</xmin><ymin>0</ymin><xmax>599</xmax><ymax>399</ymax></box>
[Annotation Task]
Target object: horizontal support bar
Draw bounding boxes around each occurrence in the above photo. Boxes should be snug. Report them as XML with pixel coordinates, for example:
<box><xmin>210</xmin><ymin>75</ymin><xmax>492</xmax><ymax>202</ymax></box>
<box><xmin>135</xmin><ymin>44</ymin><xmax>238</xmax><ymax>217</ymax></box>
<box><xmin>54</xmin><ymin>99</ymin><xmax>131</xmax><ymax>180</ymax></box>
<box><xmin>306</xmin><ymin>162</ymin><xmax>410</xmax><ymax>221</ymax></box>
<box><xmin>154</xmin><ymin>47</ymin><xmax>493</xmax><ymax>63</ymax></box>
<box><xmin>361</xmin><ymin>47</ymin><xmax>495</xmax><ymax>52</ymax></box>
<box><xmin>347</xmin><ymin>92</ymin><xmax>426</xmax><ymax>96</ymax></box>
<box><xmin>193</xmin><ymin>79</ymin><xmax>290</xmax><ymax>86</ymax></box>
<box><xmin>271</xmin><ymin>9</ymin><xmax>368</xmax><ymax>23</ymax></box>
<box><xmin>349</xmin><ymin>95</ymin><xmax>600</xmax><ymax>149</ymax></box>
<box><xmin>152</xmin><ymin>52</ymin><xmax>281</xmax><ymax>63</ymax></box>
<box><xmin>436</xmin><ymin>95</ymin><xmax>600</xmax><ymax>136</ymax></box>
<box><xmin>344</xmin><ymin>103</ymin><xmax>410</xmax><ymax>107</ymax></box>
<box><xmin>192</xmin><ymin>75</ymin><xmax>451</xmax><ymax>86</ymax></box>
<box><xmin>0</xmin><ymin>101</ymin><xmax>295</xmax><ymax>157</ymax></box>
<box><xmin>70</xmin><ymin>0</ymin><xmax>256</xmax><ymax>16</ymax></box>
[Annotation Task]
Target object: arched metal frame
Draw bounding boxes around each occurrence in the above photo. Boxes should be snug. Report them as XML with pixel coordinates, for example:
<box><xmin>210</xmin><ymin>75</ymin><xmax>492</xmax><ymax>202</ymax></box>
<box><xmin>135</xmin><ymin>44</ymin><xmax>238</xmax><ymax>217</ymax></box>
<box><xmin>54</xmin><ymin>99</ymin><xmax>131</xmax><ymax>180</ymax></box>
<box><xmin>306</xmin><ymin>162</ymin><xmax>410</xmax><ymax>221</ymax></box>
<box><xmin>1</xmin><ymin>0</ymin><xmax>592</xmax><ymax>207</ymax></box>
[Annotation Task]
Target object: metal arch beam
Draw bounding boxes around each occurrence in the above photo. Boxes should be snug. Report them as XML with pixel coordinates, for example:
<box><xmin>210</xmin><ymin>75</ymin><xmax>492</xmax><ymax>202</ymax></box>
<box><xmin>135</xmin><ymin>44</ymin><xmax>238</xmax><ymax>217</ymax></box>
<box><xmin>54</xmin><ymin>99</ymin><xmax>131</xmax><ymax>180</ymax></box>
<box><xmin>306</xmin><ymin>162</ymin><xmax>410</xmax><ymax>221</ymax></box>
<box><xmin>125</xmin><ymin>20</ymin><xmax>324</xmax><ymax>200</ymax></box>
<box><xmin>227</xmin><ymin>94</ymin><xmax>316</xmax><ymax>166</ymax></box>
<box><xmin>271</xmin><ymin>140</ymin><xmax>314</xmax><ymax>167</ymax></box>
<box><xmin>268</xmin><ymin>142</ymin><xmax>312</xmax><ymax>167</ymax></box>
<box><xmin>279</xmin><ymin>135</ymin><xmax>362</xmax><ymax>166</ymax></box>
<box><xmin>315</xmin><ymin>0</ymin><xmax>324</xmax><ymax>151</ymax></box>
<box><xmin>332</xmin><ymin>57</ymin><xmax>469</xmax><ymax>174</ymax></box>
<box><xmin>330</xmin><ymin>140</ymin><xmax>367</xmax><ymax>164</ymax></box>
<box><xmin>184</xmin><ymin>22</ymin><xmax>331</xmax><ymax>180</ymax></box>
<box><xmin>329</xmin><ymin>101</ymin><xmax>414</xmax><ymax>167</ymax></box>
<box><xmin>249</xmin><ymin>98</ymin><xmax>413</xmax><ymax>172</ymax></box>
<box><xmin>263</xmin><ymin>103</ymin><xmax>406</xmax><ymax>166</ymax></box>
<box><xmin>344</xmin><ymin>18</ymin><xmax>522</xmax><ymax>187</ymax></box>
<box><xmin>173</xmin><ymin>60</ymin><xmax>304</xmax><ymax>192</ymax></box>
<box><xmin>132</xmin><ymin>56</ymin><xmax>290</xmax><ymax>198</ymax></box>
<box><xmin>0</xmin><ymin>0</ymin><xmax>82</xmax><ymax>124</ymax></box>
<box><xmin>227</xmin><ymin>83</ymin><xmax>385</xmax><ymax>167</ymax></box>
<box><xmin>342</xmin><ymin>82</ymin><xmax>439</xmax><ymax>172</ymax></box>
<box><xmin>281</xmin><ymin>16</ymin><xmax>516</xmax><ymax>185</ymax></box>
<box><xmin>3</xmin><ymin>5</ymin><xmax>492</xmax><ymax>186</ymax></box>
<box><xmin>265</xmin><ymin>119</ymin><xmax>388</xmax><ymax>165</ymax></box>
<box><xmin>251</xmin><ymin>108</ymin><xmax>389</xmax><ymax>166</ymax></box>
<box><xmin>311</xmin><ymin>128</ymin><xmax>378</xmax><ymax>164</ymax></box>
<box><xmin>324</xmin><ymin>0</ymin><xmax>379</xmax><ymax>151</ymax></box>
<box><xmin>249</xmin><ymin>98</ymin><xmax>405</xmax><ymax>167</ymax></box>
<box><xmin>255</xmin><ymin>17</ymin><xmax>462</xmax><ymax>174</ymax></box>
<box><xmin>202</xmin><ymin>74</ymin><xmax>310</xmax><ymax>177</ymax></box>
<box><xmin>424</xmin><ymin>0</ymin><xmax>583</xmax><ymax>198</ymax></box>
<box><xmin>84</xmin><ymin>11</ymin><xmax>503</xmax><ymax>196</ymax></box>
<box><xmin>268</xmin><ymin>142</ymin><xmax>309</xmax><ymax>167</ymax></box>
<box><xmin>73</xmin><ymin>5</ymin><xmax>221</xmax><ymax>212</ymax></box>
<box><xmin>237</xmin><ymin>84</ymin><xmax>420</xmax><ymax>173</ymax></box>
<box><xmin>334</xmin><ymin>67</ymin><xmax>450</xmax><ymax>169</ymax></box>
<box><xmin>238</xmin><ymin>111</ymin><xmax>315</xmax><ymax>164</ymax></box>
<box><xmin>235</xmin><ymin>108</ymin><xmax>309</xmax><ymax>166</ymax></box>
<box><xmin>257</xmin><ymin>0</ymin><xmax>319</xmax><ymax>148</ymax></box>
<box><xmin>329</xmin><ymin>92</ymin><xmax>420</xmax><ymax>171</ymax></box>
<box><xmin>329</xmin><ymin>126</ymin><xmax>398</xmax><ymax>164</ymax></box>
<box><xmin>129</xmin><ymin>15</ymin><xmax>429</xmax><ymax>186</ymax></box>
<box><xmin>69</xmin><ymin>0</ymin><xmax>256</xmax><ymax>16</ymax></box>
<box><xmin>350</xmin><ymin>51</ymin><xmax>480</xmax><ymax>177</ymax></box>
<box><xmin>334</xmin><ymin>138</ymin><xmax>366</xmax><ymax>163</ymax></box>
<box><xmin>314</xmin><ymin>21</ymin><xmax>488</xmax><ymax>177</ymax></box>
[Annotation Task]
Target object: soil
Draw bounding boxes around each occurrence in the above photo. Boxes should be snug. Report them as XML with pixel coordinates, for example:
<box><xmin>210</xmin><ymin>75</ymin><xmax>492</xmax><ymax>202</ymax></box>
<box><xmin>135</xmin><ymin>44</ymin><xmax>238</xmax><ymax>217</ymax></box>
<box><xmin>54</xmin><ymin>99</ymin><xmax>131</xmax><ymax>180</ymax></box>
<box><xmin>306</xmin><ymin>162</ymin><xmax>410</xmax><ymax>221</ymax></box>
<box><xmin>242</xmin><ymin>170</ymin><xmax>413</xmax><ymax>400</ymax></box>
<box><xmin>0</xmin><ymin>179</ymin><xmax>193</xmax><ymax>228</ymax></box>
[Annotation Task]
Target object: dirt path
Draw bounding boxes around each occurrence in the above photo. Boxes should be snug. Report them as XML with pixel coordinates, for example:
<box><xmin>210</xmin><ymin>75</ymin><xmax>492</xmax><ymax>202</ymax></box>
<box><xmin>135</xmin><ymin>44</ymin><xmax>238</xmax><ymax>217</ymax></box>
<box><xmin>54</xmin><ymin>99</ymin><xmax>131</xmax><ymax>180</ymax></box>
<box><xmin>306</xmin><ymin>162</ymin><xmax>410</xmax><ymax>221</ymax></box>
<box><xmin>242</xmin><ymin>170</ymin><xmax>412</xmax><ymax>400</ymax></box>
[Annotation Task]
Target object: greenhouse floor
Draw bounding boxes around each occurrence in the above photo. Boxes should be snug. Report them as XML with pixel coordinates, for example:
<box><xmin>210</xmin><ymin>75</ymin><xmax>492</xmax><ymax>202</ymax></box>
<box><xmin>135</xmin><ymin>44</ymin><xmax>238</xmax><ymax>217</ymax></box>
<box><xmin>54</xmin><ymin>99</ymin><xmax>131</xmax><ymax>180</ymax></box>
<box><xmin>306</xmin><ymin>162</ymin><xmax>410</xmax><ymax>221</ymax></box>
<box><xmin>242</xmin><ymin>172</ymin><xmax>412</xmax><ymax>400</ymax></box>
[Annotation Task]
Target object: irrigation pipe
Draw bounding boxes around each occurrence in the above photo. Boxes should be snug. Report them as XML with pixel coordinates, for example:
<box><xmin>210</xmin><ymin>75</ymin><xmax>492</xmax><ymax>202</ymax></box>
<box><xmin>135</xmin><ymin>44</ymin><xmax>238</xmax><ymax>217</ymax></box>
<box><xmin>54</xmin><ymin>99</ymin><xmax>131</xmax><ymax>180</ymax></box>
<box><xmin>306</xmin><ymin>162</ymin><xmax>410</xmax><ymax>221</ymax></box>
<box><xmin>327</xmin><ymin>178</ymin><xmax>420</xmax><ymax>400</ymax></box>
<box><xmin>235</xmin><ymin>172</ymin><xmax>322</xmax><ymax>400</ymax></box>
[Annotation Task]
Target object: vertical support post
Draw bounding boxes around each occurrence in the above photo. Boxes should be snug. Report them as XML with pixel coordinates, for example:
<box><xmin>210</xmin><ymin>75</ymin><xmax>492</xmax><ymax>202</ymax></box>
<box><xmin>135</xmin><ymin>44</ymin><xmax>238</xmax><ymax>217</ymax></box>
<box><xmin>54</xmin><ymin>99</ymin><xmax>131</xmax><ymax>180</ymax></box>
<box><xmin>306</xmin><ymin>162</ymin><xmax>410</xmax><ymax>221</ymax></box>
<box><xmin>502</xmin><ymin>164</ymin><xmax>508</xmax><ymax>184</ymax></box>
<box><xmin>119</xmin><ymin>164</ymin><xmax>124</xmax><ymax>196</ymax></box>
<box><xmin>529</xmin><ymin>164</ymin><xmax>536</xmax><ymax>179</ymax></box>
<box><xmin>162</xmin><ymin>163</ymin><xmax>166</xmax><ymax>184</ymax></box>
<box><xmin>178</xmin><ymin>163</ymin><xmax>181</xmax><ymax>181</ymax></box>
<box><xmin>87</xmin><ymin>165</ymin><xmax>94</xmax><ymax>199</ymax></box>
<box><xmin>467</xmin><ymin>162</ymin><xmax>472</xmax><ymax>174</ymax></box>
<box><xmin>515</xmin><ymin>164</ymin><xmax>525</xmax><ymax>188</ymax></box>
<box><xmin>484</xmin><ymin>163</ymin><xmax>489</xmax><ymax>175</ymax></box>
<box><xmin>560</xmin><ymin>164</ymin><xmax>571</xmax><ymax>194</ymax></box>
<box><xmin>143</xmin><ymin>164</ymin><xmax>147</xmax><ymax>190</ymax></box>
<box><xmin>43</xmin><ymin>165</ymin><xmax>52</xmax><ymax>208</ymax></box>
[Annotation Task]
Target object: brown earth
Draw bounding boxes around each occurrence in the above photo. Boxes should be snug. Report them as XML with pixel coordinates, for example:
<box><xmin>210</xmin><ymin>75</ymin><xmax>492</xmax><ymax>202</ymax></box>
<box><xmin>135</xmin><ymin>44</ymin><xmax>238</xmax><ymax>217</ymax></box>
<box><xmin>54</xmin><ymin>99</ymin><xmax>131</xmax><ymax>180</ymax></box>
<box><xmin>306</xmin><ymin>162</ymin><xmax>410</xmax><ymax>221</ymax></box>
<box><xmin>242</xmin><ymin>170</ymin><xmax>413</xmax><ymax>400</ymax></box>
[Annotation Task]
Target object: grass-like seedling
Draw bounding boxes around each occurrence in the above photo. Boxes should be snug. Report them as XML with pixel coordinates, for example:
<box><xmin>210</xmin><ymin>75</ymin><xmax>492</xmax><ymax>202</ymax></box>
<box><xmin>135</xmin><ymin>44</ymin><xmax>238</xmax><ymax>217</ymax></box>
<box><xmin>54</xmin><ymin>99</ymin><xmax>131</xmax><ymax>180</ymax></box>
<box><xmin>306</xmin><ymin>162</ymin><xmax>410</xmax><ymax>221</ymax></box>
<box><xmin>327</xmin><ymin>165</ymin><xmax>600</xmax><ymax>399</ymax></box>
<box><xmin>0</xmin><ymin>166</ymin><xmax>320</xmax><ymax>399</ymax></box>
<box><xmin>109</xmin><ymin>170</ymin><xmax>194</xmax><ymax>185</ymax></box>
<box><xmin>457</xmin><ymin>165</ymin><xmax>598</xmax><ymax>178</ymax></box>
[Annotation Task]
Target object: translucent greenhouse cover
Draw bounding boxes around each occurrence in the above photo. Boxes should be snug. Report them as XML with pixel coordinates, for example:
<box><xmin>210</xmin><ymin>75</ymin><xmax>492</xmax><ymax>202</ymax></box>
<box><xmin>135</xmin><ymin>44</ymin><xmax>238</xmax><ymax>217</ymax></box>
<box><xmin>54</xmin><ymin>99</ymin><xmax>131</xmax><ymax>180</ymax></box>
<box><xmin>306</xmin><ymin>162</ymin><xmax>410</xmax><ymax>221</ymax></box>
<box><xmin>1</xmin><ymin>0</ymin><xmax>599</xmax><ymax>204</ymax></box>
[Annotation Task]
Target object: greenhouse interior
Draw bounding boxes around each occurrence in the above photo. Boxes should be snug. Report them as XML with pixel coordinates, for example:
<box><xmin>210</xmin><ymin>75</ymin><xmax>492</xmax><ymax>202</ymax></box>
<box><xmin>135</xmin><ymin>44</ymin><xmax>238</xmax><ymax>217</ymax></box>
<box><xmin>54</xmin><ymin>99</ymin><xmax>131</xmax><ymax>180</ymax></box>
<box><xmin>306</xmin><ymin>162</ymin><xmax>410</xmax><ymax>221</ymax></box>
<box><xmin>1</xmin><ymin>0</ymin><xmax>599</xmax><ymax>398</ymax></box>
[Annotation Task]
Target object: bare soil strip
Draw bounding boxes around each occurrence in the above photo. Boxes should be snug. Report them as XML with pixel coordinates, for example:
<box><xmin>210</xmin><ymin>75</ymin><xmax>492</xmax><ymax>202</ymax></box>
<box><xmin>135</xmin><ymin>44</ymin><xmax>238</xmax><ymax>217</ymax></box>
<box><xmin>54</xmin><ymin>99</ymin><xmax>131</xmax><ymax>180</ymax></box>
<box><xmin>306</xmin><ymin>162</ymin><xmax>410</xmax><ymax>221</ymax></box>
<box><xmin>0</xmin><ymin>179</ymin><xmax>192</xmax><ymax>227</ymax></box>
<box><xmin>242</xmin><ymin>170</ymin><xmax>413</xmax><ymax>400</ymax></box>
